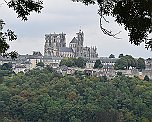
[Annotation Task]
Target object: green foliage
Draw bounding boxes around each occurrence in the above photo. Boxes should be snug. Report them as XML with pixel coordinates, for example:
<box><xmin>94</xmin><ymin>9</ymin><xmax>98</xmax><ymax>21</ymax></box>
<box><xmin>114</xmin><ymin>55</ymin><xmax>137</xmax><ymax>70</ymax></box>
<box><xmin>72</xmin><ymin>0</ymin><xmax>95</xmax><ymax>5</ymax></box>
<box><xmin>0</xmin><ymin>0</ymin><xmax>43</xmax><ymax>57</ymax></box>
<box><xmin>114</xmin><ymin>57</ymin><xmax>128</xmax><ymax>70</ymax></box>
<box><xmin>75</xmin><ymin>0</ymin><xmax>152</xmax><ymax>49</ymax></box>
<box><xmin>117</xmin><ymin>72</ymin><xmax>122</xmax><ymax>76</ymax></box>
<box><xmin>94</xmin><ymin>59</ymin><xmax>103</xmax><ymax>69</ymax></box>
<box><xmin>137</xmin><ymin>58</ymin><xmax>145</xmax><ymax>71</ymax></box>
<box><xmin>0</xmin><ymin>63</ymin><xmax>14</xmax><ymax>84</ymax></box>
<box><xmin>60</xmin><ymin>58</ymin><xmax>75</xmax><ymax>67</ymax></box>
<box><xmin>144</xmin><ymin>75</ymin><xmax>149</xmax><ymax>81</ymax></box>
<box><xmin>0</xmin><ymin>19</ymin><xmax>17</xmax><ymax>58</ymax></box>
<box><xmin>7</xmin><ymin>0</ymin><xmax>43</xmax><ymax>21</ymax></box>
<box><xmin>60</xmin><ymin>57</ymin><xmax>86</xmax><ymax>68</ymax></box>
<box><xmin>1</xmin><ymin>63</ymin><xmax>12</xmax><ymax>70</ymax></box>
<box><xmin>0</xmin><ymin>68</ymin><xmax>152</xmax><ymax>121</ymax></box>
<box><xmin>36</xmin><ymin>62</ymin><xmax>44</xmax><ymax>67</ymax></box>
<box><xmin>75</xmin><ymin>57</ymin><xmax>86</xmax><ymax>68</ymax></box>
<box><xmin>118</xmin><ymin>54</ymin><xmax>124</xmax><ymax>58</ymax></box>
<box><xmin>109</xmin><ymin>54</ymin><xmax>115</xmax><ymax>58</ymax></box>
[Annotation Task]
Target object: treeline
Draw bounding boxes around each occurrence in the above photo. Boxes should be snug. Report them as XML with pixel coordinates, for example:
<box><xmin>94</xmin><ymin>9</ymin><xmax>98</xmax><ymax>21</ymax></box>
<box><xmin>0</xmin><ymin>63</ymin><xmax>13</xmax><ymax>83</ymax></box>
<box><xmin>59</xmin><ymin>55</ymin><xmax>146</xmax><ymax>71</ymax></box>
<box><xmin>114</xmin><ymin>55</ymin><xmax>145</xmax><ymax>70</ymax></box>
<box><xmin>0</xmin><ymin>67</ymin><xmax>152</xmax><ymax>122</ymax></box>
<box><xmin>60</xmin><ymin>57</ymin><xmax>86</xmax><ymax>68</ymax></box>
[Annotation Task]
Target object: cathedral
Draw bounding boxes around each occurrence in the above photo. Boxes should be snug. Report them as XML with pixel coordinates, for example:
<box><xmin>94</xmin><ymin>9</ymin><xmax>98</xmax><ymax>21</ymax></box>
<box><xmin>44</xmin><ymin>30</ymin><xmax>98</xmax><ymax>59</ymax></box>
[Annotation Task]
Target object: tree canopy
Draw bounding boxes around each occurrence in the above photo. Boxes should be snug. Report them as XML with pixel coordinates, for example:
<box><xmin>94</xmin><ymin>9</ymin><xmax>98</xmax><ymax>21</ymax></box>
<box><xmin>118</xmin><ymin>53</ymin><xmax>124</xmax><ymax>58</ymax></box>
<box><xmin>0</xmin><ymin>0</ymin><xmax>43</xmax><ymax>57</ymax></box>
<box><xmin>114</xmin><ymin>55</ymin><xmax>137</xmax><ymax>70</ymax></box>
<box><xmin>36</xmin><ymin>61</ymin><xmax>44</xmax><ymax>67</ymax></box>
<box><xmin>109</xmin><ymin>54</ymin><xmax>115</xmax><ymax>58</ymax></box>
<box><xmin>6</xmin><ymin>0</ymin><xmax>43</xmax><ymax>21</ymax></box>
<box><xmin>60</xmin><ymin>57</ymin><xmax>87</xmax><ymax>68</ymax></box>
<box><xmin>74</xmin><ymin>0</ymin><xmax>152</xmax><ymax>50</ymax></box>
<box><xmin>114</xmin><ymin>55</ymin><xmax>146</xmax><ymax>70</ymax></box>
<box><xmin>0</xmin><ymin>19</ymin><xmax>18</xmax><ymax>58</ymax></box>
<box><xmin>94</xmin><ymin>59</ymin><xmax>103</xmax><ymax>69</ymax></box>
<box><xmin>144</xmin><ymin>75</ymin><xmax>150</xmax><ymax>81</ymax></box>
<box><xmin>0</xmin><ymin>68</ymin><xmax>152</xmax><ymax>121</ymax></box>
<box><xmin>137</xmin><ymin>57</ymin><xmax>146</xmax><ymax>71</ymax></box>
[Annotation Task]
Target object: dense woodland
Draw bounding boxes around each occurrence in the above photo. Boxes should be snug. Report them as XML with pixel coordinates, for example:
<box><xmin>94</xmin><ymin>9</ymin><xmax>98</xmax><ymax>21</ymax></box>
<box><xmin>0</xmin><ymin>66</ymin><xmax>152</xmax><ymax>122</ymax></box>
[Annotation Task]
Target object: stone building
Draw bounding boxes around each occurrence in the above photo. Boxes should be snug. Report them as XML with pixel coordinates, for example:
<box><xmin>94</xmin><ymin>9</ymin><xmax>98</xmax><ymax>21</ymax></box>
<box><xmin>69</xmin><ymin>30</ymin><xmax>98</xmax><ymax>59</ymax></box>
<box><xmin>44</xmin><ymin>30</ymin><xmax>98</xmax><ymax>59</ymax></box>
<box><xmin>145</xmin><ymin>58</ymin><xmax>152</xmax><ymax>70</ymax></box>
<box><xmin>44</xmin><ymin>32</ymin><xmax>74</xmax><ymax>58</ymax></box>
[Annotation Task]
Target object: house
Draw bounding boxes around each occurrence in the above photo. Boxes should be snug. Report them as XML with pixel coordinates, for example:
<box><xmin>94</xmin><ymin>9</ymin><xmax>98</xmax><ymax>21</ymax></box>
<box><xmin>43</xmin><ymin>56</ymin><xmax>62</xmax><ymax>68</ymax></box>
<box><xmin>86</xmin><ymin>59</ymin><xmax>96</xmax><ymax>69</ymax></box>
<box><xmin>145</xmin><ymin>58</ymin><xmax>152</xmax><ymax>70</ymax></box>
<box><xmin>13</xmin><ymin>65</ymin><xmax>27</xmax><ymax>74</ymax></box>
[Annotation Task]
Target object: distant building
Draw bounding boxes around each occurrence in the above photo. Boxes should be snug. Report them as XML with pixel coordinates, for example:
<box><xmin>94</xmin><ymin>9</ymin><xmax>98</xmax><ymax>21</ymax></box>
<box><xmin>44</xmin><ymin>30</ymin><xmax>98</xmax><ymax>59</ymax></box>
<box><xmin>143</xmin><ymin>58</ymin><xmax>152</xmax><ymax>79</ymax></box>
<box><xmin>145</xmin><ymin>58</ymin><xmax>152</xmax><ymax>70</ymax></box>
<box><xmin>44</xmin><ymin>33</ymin><xmax>67</xmax><ymax>57</ymax></box>
<box><xmin>43</xmin><ymin>56</ymin><xmax>62</xmax><ymax>68</ymax></box>
<box><xmin>13</xmin><ymin>65</ymin><xmax>27</xmax><ymax>74</ymax></box>
<box><xmin>69</xmin><ymin>30</ymin><xmax>98</xmax><ymax>58</ymax></box>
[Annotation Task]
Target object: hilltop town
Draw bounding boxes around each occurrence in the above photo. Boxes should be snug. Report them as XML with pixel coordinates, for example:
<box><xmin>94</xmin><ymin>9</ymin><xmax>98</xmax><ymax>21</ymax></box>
<box><xmin>0</xmin><ymin>30</ymin><xmax>152</xmax><ymax>79</ymax></box>
<box><xmin>0</xmin><ymin>30</ymin><xmax>152</xmax><ymax>122</ymax></box>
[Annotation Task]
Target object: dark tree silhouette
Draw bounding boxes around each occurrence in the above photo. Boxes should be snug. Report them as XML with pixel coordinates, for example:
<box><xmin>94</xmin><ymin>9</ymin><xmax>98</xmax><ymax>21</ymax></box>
<box><xmin>73</xmin><ymin>0</ymin><xmax>152</xmax><ymax>50</ymax></box>
<box><xmin>144</xmin><ymin>75</ymin><xmax>150</xmax><ymax>81</ymax></box>
<box><xmin>0</xmin><ymin>0</ymin><xmax>43</xmax><ymax>57</ymax></box>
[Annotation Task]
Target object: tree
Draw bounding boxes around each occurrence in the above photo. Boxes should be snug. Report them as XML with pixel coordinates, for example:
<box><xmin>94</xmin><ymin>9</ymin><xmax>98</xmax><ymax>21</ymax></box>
<box><xmin>117</xmin><ymin>71</ymin><xmax>122</xmax><ymax>76</ymax></box>
<box><xmin>114</xmin><ymin>55</ymin><xmax>137</xmax><ymax>70</ymax></box>
<box><xmin>1</xmin><ymin>67</ymin><xmax>152</xmax><ymax>121</ymax></box>
<box><xmin>94</xmin><ymin>59</ymin><xmax>103</xmax><ymax>69</ymax></box>
<box><xmin>36</xmin><ymin>62</ymin><xmax>44</xmax><ymax>67</ymax></box>
<box><xmin>60</xmin><ymin>58</ymin><xmax>75</xmax><ymax>67</ymax></box>
<box><xmin>137</xmin><ymin>58</ymin><xmax>145</xmax><ymax>71</ymax></box>
<box><xmin>109</xmin><ymin>54</ymin><xmax>115</xmax><ymax>58</ymax></box>
<box><xmin>1</xmin><ymin>63</ymin><xmax>12</xmax><ymax>70</ymax></box>
<box><xmin>73</xmin><ymin>0</ymin><xmax>152</xmax><ymax>50</ymax></box>
<box><xmin>125</xmin><ymin>55</ymin><xmax>137</xmax><ymax>68</ymax></box>
<box><xmin>0</xmin><ymin>63</ymin><xmax>13</xmax><ymax>80</ymax></box>
<box><xmin>0</xmin><ymin>19</ymin><xmax>17</xmax><ymax>58</ymax></box>
<box><xmin>60</xmin><ymin>57</ymin><xmax>86</xmax><ymax>68</ymax></box>
<box><xmin>7</xmin><ymin>0</ymin><xmax>43</xmax><ymax>21</ymax></box>
<box><xmin>114</xmin><ymin>57</ymin><xmax>128</xmax><ymax>70</ymax></box>
<box><xmin>144</xmin><ymin>75</ymin><xmax>149</xmax><ymax>81</ymax></box>
<box><xmin>0</xmin><ymin>0</ymin><xmax>43</xmax><ymax>57</ymax></box>
<box><xmin>75</xmin><ymin>57</ymin><xmax>86</xmax><ymax>68</ymax></box>
<box><xmin>118</xmin><ymin>54</ymin><xmax>124</xmax><ymax>58</ymax></box>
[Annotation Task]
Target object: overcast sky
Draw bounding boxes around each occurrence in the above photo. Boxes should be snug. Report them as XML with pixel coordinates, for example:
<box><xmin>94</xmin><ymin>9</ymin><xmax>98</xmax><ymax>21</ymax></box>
<box><xmin>0</xmin><ymin>0</ymin><xmax>151</xmax><ymax>58</ymax></box>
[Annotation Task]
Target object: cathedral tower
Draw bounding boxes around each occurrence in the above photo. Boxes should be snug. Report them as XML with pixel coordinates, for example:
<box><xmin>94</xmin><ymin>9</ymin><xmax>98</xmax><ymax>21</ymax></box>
<box><xmin>76</xmin><ymin>30</ymin><xmax>84</xmax><ymax>57</ymax></box>
<box><xmin>44</xmin><ymin>33</ymin><xmax>66</xmax><ymax>57</ymax></box>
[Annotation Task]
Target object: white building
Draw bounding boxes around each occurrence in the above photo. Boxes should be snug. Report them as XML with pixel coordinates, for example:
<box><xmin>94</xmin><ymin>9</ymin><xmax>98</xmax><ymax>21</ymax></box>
<box><xmin>43</xmin><ymin>56</ymin><xmax>62</xmax><ymax>68</ymax></box>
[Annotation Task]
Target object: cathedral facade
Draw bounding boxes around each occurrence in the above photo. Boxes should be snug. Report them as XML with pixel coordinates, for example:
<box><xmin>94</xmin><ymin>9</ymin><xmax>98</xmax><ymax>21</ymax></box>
<box><xmin>44</xmin><ymin>30</ymin><xmax>98</xmax><ymax>59</ymax></box>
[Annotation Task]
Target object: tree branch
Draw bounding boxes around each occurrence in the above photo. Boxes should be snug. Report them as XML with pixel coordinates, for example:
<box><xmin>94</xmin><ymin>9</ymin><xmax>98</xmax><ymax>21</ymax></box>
<box><xmin>99</xmin><ymin>17</ymin><xmax>121</xmax><ymax>39</ymax></box>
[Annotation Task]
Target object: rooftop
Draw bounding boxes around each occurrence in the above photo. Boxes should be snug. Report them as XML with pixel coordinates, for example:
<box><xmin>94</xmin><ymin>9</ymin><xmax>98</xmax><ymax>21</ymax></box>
<box><xmin>59</xmin><ymin>47</ymin><xmax>74</xmax><ymax>53</ymax></box>
<box><xmin>70</xmin><ymin>37</ymin><xmax>78</xmax><ymax>43</ymax></box>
